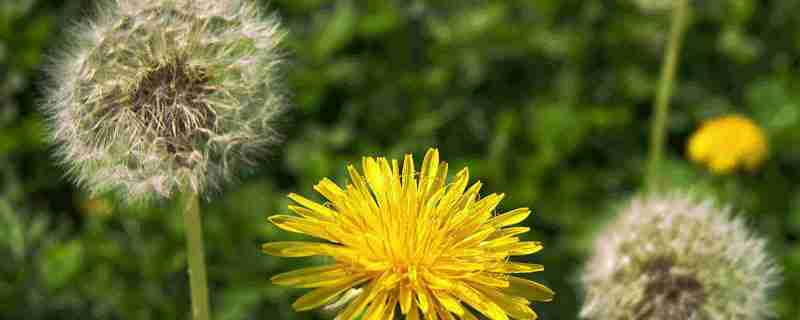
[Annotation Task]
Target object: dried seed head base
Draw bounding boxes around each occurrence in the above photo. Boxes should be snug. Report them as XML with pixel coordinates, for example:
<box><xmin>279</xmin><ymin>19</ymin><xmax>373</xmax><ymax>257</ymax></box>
<box><xmin>636</xmin><ymin>256</ymin><xmax>706</xmax><ymax>319</ymax></box>
<box><xmin>129</xmin><ymin>57</ymin><xmax>214</xmax><ymax>166</ymax></box>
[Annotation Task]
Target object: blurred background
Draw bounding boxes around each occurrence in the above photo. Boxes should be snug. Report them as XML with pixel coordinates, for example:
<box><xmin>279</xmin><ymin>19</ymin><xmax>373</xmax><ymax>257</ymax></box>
<box><xmin>2</xmin><ymin>0</ymin><xmax>800</xmax><ymax>319</ymax></box>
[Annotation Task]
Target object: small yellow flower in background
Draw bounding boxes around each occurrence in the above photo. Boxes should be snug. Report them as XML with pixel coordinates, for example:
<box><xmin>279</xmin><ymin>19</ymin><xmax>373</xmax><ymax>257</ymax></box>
<box><xmin>263</xmin><ymin>148</ymin><xmax>553</xmax><ymax>320</ymax></box>
<box><xmin>687</xmin><ymin>115</ymin><xmax>768</xmax><ymax>174</ymax></box>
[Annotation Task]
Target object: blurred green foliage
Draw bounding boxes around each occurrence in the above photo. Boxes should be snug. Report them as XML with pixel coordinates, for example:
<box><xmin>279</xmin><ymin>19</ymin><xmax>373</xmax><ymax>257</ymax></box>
<box><xmin>1</xmin><ymin>0</ymin><xmax>800</xmax><ymax>319</ymax></box>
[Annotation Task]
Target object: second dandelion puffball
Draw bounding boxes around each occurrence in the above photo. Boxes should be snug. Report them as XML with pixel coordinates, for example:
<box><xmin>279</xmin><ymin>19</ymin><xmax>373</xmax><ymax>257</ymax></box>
<box><xmin>43</xmin><ymin>0</ymin><xmax>287</xmax><ymax>201</ymax></box>
<box><xmin>581</xmin><ymin>194</ymin><xmax>778</xmax><ymax>320</ymax></box>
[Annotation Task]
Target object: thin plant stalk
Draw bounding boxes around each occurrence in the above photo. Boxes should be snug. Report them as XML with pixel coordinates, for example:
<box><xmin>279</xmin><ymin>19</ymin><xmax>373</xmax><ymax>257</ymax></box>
<box><xmin>182</xmin><ymin>191</ymin><xmax>211</xmax><ymax>320</ymax></box>
<box><xmin>647</xmin><ymin>0</ymin><xmax>689</xmax><ymax>192</ymax></box>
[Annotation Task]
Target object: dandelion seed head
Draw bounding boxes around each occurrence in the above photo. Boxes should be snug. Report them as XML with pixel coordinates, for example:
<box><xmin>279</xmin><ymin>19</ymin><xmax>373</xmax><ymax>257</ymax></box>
<box><xmin>42</xmin><ymin>0</ymin><xmax>287</xmax><ymax>201</ymax></box>
<box><xmin>581</xmin><ymin>193</ymin><xmax>779</xmax><ymax>320</ymax></box>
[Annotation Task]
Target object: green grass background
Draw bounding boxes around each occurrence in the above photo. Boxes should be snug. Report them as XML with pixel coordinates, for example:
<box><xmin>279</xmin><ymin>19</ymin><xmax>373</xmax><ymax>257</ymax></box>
<box><xmin>2</xmin><ymin>0</ymin><xmax>800</xmax><ymax>319</ymax></box>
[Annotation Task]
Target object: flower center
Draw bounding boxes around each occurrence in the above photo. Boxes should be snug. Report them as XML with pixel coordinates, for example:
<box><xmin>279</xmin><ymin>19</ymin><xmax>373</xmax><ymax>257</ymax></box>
<box><xmin>131</xmin><ymin>57</ymin><xmax>215</xmax><ymax>161</ymax></box>
<box><xmin>636</xmin><ymin>256</ymin><xmax>706</xmax><ymax>319</ymax></box>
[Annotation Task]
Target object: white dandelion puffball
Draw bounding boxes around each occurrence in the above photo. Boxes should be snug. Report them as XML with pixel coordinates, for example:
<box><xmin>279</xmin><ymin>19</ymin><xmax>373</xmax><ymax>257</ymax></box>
<box><xmin>43</xmin><ymin>0</ymin><xmax>287</xmax><ymax>201</ymax></box>
<box><xmin>581</xmin><ymin>193</ymin><xmax>779</xmax><ymax>320</ymax></box>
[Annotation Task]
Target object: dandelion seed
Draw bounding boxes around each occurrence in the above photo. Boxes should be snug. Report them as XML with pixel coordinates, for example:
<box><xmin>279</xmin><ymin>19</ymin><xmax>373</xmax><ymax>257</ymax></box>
<box><xmin>263</xmin><ymin>148</ymin><xmax>553</xmax><ymax>320</ymax></box>
<box><xmin>581</xmin><ymin>193</ymin><xmax>779</xmax><ymax>320</ymax></box>
<box><xmin>42</xmin><ymin>0</ymin><xmax>287</xmax><ymax>201</ymax></box>
<box><xmin>687</xmin><ymin>115</ymin><xmax>767</xmax><ymax>175</ymax></box>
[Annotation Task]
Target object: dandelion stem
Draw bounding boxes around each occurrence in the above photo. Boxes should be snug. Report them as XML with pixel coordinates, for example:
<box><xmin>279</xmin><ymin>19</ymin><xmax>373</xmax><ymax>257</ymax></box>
<box><xmin>647</xmin><ymin>0</ymin><xmax>689</xmax><ymax>192</ymax></box>
<box><xmin>182</xmin><ymin>191</ymin><xmax>211</xmax><ymax>320</ymax></box>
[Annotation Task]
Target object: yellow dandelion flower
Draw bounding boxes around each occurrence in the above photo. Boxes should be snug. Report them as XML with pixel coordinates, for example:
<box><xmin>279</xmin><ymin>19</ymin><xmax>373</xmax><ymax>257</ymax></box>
<box><xmin>687</xmin><ymin>115</ymin><xmax>767</xmax><ymax>174</ymax></box>
<box><xmin>263</xmin><ymin>148</ymin><xmax>554</xmax><ymax>320</ymax></box>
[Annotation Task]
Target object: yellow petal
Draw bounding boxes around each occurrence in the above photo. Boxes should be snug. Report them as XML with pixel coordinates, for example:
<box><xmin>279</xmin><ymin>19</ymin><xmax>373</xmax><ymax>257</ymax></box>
<box><xmin>493</xmin><ymin>227</ymin><xmax>530</xmax><ymax>238</ymax></box>
<box><xmin>422</xmin><ymin>271</ymin><xmax>456</xmax><ymax>290</ymax></box>
<box><xmin>292</xmin><ymin>277</ymin><xmax>368</xmax><ymax>311</ymax></box>
<box><xmin>419</xmin><ymin>148</ymin><xmax>440</xmax><ymax>195</ymax></box>
<box><xmin>363</xmin><ymin>291</ymin><xmax>389</xmax><ymax>320</ymax></box>
<box><xmin>438</xmin><ymin>307</ymin><xmax>456</xmax><ymax>320</ymax></box>
<box><xmin>470</xmin><ymin>193</ymin><xmax>505</xmax><ymax>217</ymax></box>
<box><xmin>437</xmin><ymin>168</ymin><xmax>470</xmax><ymax>212</ymax></box>
<box><xmin>288</xmin><ymin>193</ymin><xmax>338</xmax><ymax>217</ymax></box>
<box><xmin>449</xmin><ymin>195</ymin><xmax>502</xmax><ymax>234</ymax></box>
<box><xmin>432</xmin><ymin>260</ymin><xmax>485</xmax><ymax>273</ymax></box>
<box><xmin>453</xmin><ymin>284</ymin><xmax>509</xmax><ymax>320</ymax></box>
<box><xmin>363</xmin><ymin>157</ymin><xmax>388</xmax><ymax>203</ymax></box>
<box><xmin>338</xmin><ymin>280</ymin><xmax>379</xmax><ymax>320</ymax></box>
<box><xmin>416</xmin><ymin>288</ymin><xmax>431</xmax><ymax>314</ymax></box>
<box><xmin>491</xmin><ymin>208</ymin><xmax>531</xmax><ymax>227</ymax></box>
<box><xmin>313</xmin><ymin>178</ymin><xmax>346</xmax><ymax>203</ymax></box>
<box><xmin>460</xmin><ymin>308</ymin><xmax>479</xmax><ymax>320</ymax></box>
<box><xmin>288</xmin><ymin>205</ymin><xmax>330</xmax><ymax>221</ymax></box>
<box><xmin>385</xmin><ymin>295</ymin><xmax>398</xmax><ymax>320</ymax></box>
<box><xmin>506</xmin><ymin>276</ymin><xmax>554</xmax><ymax>302</ymax></box>
<box><xmin>408</xmin><ymin>303</ymin><xmax>421</xmax><ymax>320</ymax></box>
<box><xmin>451</xmin><ymin>226</ymin><xmax>496</xmax><ymax>249</ymax></box>
<box><xmin>346</xmin><ymin>165</ymin><xmax>372</xmax><ymax>201</ymax></box>
<box><xmin>267</xmin><ymin>214</ymin><xmax>320</xmax><ymax>231</ymax></box>
<box><xmin>488</xmin><ymin>262</ymin><xmax>544</xmax><ymax>274</ymax></box>
<box><xmin>271</xmin><ymin>265</ymin><xmax>362</xmax><ymax>288</ymax></box>
<box><xmin>261</xmin><ymin>241</ymin><xmax>346</xmax><ymax>257</ymax></box>
<box><xmin>376</xmin><ymin>272</ymin><xmax>404</xmax><ymax>290</ymax></box>
<box><xmin>461</xmin><ymin>181</ymin><xmax>483</xmax><ymax>205</ymax></box>
<box><xmin>479</xmin><ymin>235</ymin><xmax>520</xmax><ymax>249</ymax></box>
<box><xmin>468</xmin><ymin>273</ymin><xmax>509</xmax><ymax>288</ymax></box>
<box><xmin>406</xmin><ymin>305</ymin><xmax>419</xmax><ymax>320</ymax></box>
<box><xmin>401</xmin><ymin>153</ymin><xmax>416</xmax><ymax>183</ymax></box>
<box><xmin>267</xmin><ymin>215</ymin><xmax>334</xmax><ymax>241</ymax></box>
<box><xmin>431</xmin><ymin>162</ymin><xmax>449</xmax><ymax>198</ymax></box>
<box><xmin>399</xmin><ymin>285</ymin><xmax>413</xmax><ymax>314</ymax></box>
<box><xmin>474</xmin><ymin>284</ymin><xmax>538</xmax><ymax>320</ymax></box>
<box><xmin>426</xmin><ymin>304</ymin><xmax>440</xmax><ymax>320</ymax></box>
<box><xmin>431</xmin><ymin>290</ymin><xmax>464</xmax><ymax>316</ymax></box>
<box><xmin>497</xmin><ymin>241</ymin><xmax>543</xmax><ymax>256</ymax></box>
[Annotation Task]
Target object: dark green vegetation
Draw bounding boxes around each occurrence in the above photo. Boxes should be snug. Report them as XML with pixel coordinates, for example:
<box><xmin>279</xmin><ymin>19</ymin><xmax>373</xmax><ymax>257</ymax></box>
<box><xmin>2</xmin><ymin>0</ymin><xmax>800</xmax><ymax>319</ymax></box>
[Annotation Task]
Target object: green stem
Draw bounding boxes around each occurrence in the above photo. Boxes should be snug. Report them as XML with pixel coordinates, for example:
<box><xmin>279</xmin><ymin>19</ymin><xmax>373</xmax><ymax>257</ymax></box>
<box><xmin>182</xmin><ymin>191</ymin><xmax>211</xmax><ymax>320</ymax></box>
<box><xmin>647</xmin><ymin>0</ymin><xmax>689</xmax><ymax>192</ymax></box>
